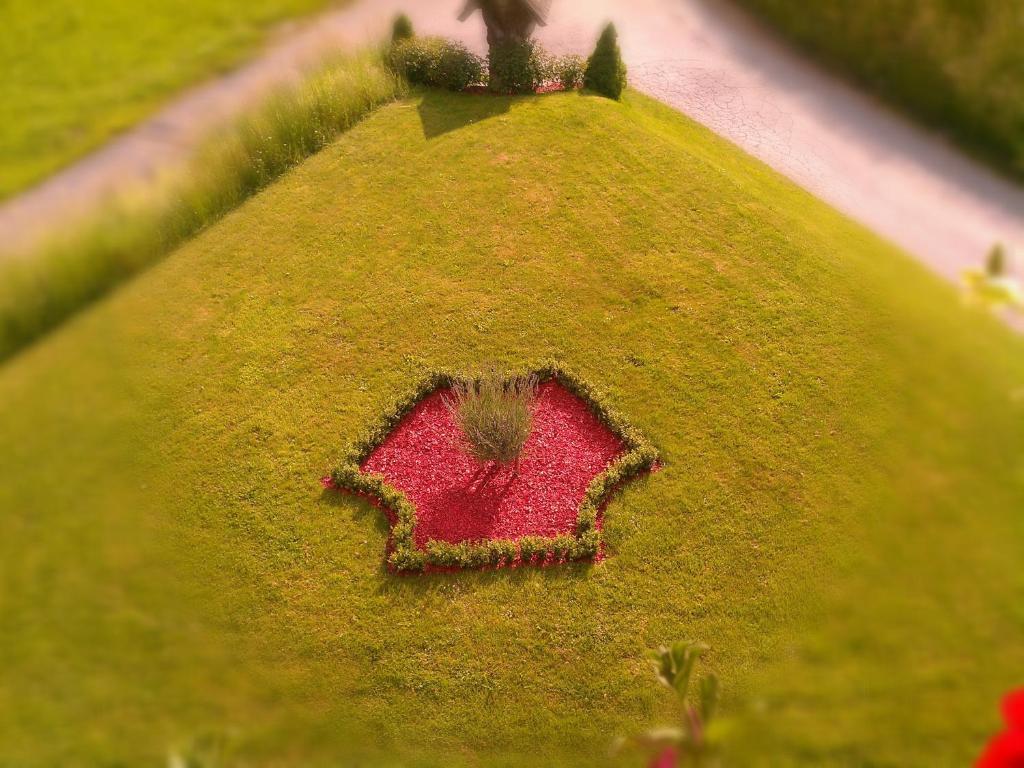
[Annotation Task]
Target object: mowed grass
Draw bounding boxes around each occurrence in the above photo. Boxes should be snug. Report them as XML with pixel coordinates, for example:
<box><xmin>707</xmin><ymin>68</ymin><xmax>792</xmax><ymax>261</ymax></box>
<box><xmin>1</xmin><ymin>91</ymin><xmax>1023</xmax><ymax>766</ymax></box>
<box><xmin>0</xmin><ymin>0</ymin><xmax>338</xmax><ymax>198</ymax></box>
<box><xmin>736</xmin><ymin>0</ymin><xmax>1024</xmax><ymax>179</ymax></box>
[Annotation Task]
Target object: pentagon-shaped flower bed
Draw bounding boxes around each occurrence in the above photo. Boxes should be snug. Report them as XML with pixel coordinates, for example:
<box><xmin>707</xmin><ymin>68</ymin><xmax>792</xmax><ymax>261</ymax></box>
<box><xmin>328</xmin><ymin>365</ymin><xmax>658</xmax><ymax>572</ymax></box>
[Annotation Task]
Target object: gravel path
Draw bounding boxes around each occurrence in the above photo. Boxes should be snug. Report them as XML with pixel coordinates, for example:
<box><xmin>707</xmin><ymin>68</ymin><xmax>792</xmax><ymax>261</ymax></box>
<box><xmin>2</xmin><ymin>0</ymin><xmax>1022</xmax><ymax>291</ymax></box>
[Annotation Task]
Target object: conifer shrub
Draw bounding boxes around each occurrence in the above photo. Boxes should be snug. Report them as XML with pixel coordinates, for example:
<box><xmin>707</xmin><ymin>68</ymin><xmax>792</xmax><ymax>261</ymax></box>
<box><xmin>390</xmin><ymin>13</ymin><xmax>414</xmax><ymax>44</ymax></box>
<box><xmin>584</xmin><ymin>23</ymin><xmax>627</xmax><ymax>100</ymax></box>
<box><xmin>987</xmin><ymin>242</ymin><xmax>1007</xmax><ymax>277</ymax></box>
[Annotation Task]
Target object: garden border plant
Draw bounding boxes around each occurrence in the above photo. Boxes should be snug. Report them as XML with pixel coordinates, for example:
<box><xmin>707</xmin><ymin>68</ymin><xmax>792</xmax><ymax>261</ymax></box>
<box><xmin>327</xmin><ymin>362</ymin><xmax>659</xmax><ymax>573</ymax></box>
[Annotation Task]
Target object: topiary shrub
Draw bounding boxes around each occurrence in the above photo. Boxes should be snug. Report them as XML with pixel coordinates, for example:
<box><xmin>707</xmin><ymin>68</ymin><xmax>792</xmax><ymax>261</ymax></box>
<box><xmin>390</xmin><ymin>13</ymin><xmax>414</xmax><ymax>44</ymax></box>
<box><xmin>552</xmin><ymin>54</ymin><xmax>586</xmax><ymax>90</ymax></box>
<box><xmin>584</xmin><ymin>23</ymin><xmax>627</xmax><ymax>100</ymax></box>
<box><xmin>444</xmin><ymin>365</ymin><xmax>537</xmax><ymax>464</ymax></box>
<box><xmin>388</xmin><ymin>37</ymin><xmax>484</xmax><ymax>92</ymax></box>
<box><xmin>488</xmin><ymin>39</ymin><xmax>546</xmax><ymax>94</ymax></box>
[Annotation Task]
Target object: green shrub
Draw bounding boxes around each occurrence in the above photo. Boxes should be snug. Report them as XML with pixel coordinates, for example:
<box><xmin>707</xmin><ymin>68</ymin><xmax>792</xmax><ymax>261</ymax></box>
<box><xmin>616</xmin><ymin>642</ymin><xmax>721</xmax><ymax>763</ymax></box>
<box><xmin>390</xmin><ymin>13</ymin><xmax>414</xmax><ymax>44</ymax></box>
<box><xmin>584</xmin><ymin>23</ymin><xmax>627</xmax><ymax>100</ymax></box>
<box><xmin>444</xmin><ymin>365</ymin><xmax>537</xmax><ymax>464</ymax></box>
<box><xmin>388</xmin><ymin>37</ymin><xmax>484</xmax><ymax>92</ymax></box>
<box><xmin>518</xmin><ymin>536</ymin><xmax>548</xmax><ymax>562</ymax></box>
<box><xmin>431</xmin><ymin>43</ymin><xmax>485</xmax><ymax>92</ymax></box>
<box><xmin>552</xmin><ymin>54</ymin><xmax>585</xmax><ymax>90</ymax></box>
<box><xmin>987</xmin><ymin>242</ymin><xmax>1007</xmax><ymax>277</ymax></box>
<box><xmin>488</xmin><ymin>39</ymin><xmax>546</xmax><ymax>94</ymax></box>
<box><xmin>387</xmin><ymin>38</ymin><xmax>435</xmax><ymax>84</ymax></box>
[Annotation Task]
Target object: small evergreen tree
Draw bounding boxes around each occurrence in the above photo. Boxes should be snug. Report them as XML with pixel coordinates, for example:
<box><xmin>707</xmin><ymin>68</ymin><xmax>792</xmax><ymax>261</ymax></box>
<box><xmin>987</xmin><ymin>242</ymin><xmax>1007</xmax><ymax>277</ymax></box>
<box><xmin>584</xmin><ymin>23</ymin><xmax>627</xmax><ymax>100</ymax></box>
<box><xmin>391</xmin><ymin>13</ymin><xmax>414</xmax><ymax>44</ymax></box>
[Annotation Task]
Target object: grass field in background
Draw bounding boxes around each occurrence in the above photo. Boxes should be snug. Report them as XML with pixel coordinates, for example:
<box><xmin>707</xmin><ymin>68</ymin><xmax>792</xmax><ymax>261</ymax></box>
<box><xmin>735</xmin><ymin>0</ymin><xmax>1024</xmax><ymax>180</ymax></box>
<box><xmin>0</xmin><ymin>51</ymin><xmax>404</xmax><ymax>363</ymax></box>
<box><xmin>0</xmin><ymin>0</ymin><xmax>340</xmax><ymax>199</ymax></box>
<box><xmin>1</xmin><ymin>91</ymin><xmax>1022</xmax><ymax>766</ymax></box>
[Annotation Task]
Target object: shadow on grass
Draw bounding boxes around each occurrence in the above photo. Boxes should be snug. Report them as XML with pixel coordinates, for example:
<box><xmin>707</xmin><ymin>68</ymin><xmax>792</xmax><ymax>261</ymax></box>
<box><xmin>417</xmin><ymin>90</ymin><xmax>513</xmax><ymax>140</ymax></box>
<box><xmin>319</xmin><ymin>487</ymin><xmax>390</xmax><ymax>539</ymax></box>
<box><xmin>377</xmin><ymin>556</ymin><xmax>595</xmax><ymax>598</ymax></box>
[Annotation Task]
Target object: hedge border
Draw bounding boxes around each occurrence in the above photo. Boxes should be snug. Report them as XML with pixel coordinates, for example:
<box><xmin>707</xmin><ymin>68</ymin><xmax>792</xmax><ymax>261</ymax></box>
<box><xmin>328</xmin><ymin>362</ymin><xmax>659</xmax><ymax>573</ymax></box>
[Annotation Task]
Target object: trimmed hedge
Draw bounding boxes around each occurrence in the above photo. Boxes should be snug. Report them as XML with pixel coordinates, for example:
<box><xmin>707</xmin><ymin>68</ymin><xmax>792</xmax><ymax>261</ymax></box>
<box><xmin>329</xmin><ymin>362</ymin><xmax>659</xmax><ymax>573</ymax></box>
<box><xmin>386</xmin><ymin>36</ymin><xmax>586</xmax><ymax>96</ymax></box>
<box><xmin>387</xmin><ymin>37</ymin><xmax>485</xmax><ymax>92</ymax></box>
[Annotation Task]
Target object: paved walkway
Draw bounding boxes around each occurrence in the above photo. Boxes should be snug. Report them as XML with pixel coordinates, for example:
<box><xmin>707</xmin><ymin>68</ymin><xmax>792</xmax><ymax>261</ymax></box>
<box><xmin>2</xmin><ymin>0</ymin><xmax>1023</xmax><ymax>291</ymax></box>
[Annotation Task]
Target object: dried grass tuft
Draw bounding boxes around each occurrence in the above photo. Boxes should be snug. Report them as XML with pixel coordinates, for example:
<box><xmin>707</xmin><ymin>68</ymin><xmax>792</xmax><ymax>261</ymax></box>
<box><xmin>444</xmin><ymin>365</ymin><xmax>537</xmax><ymax>465</ymax></box>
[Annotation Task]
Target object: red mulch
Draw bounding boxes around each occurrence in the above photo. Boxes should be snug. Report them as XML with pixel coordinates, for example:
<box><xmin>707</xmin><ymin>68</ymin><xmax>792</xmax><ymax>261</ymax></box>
<box><xmin>361</xmin><ymin>381</ymin><xmax>625</xmax><ymax>548</ymax></box>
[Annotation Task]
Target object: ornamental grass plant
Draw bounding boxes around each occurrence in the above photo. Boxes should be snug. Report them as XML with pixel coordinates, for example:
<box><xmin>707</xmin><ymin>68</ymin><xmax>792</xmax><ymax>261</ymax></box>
<box><xmin>444</xmin><ymin>366</ymin><xmax>537</xmax><ymax>465</ymax></box>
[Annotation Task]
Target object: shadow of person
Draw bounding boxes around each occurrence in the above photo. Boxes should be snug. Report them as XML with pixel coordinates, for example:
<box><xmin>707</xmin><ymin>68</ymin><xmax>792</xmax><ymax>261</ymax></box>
<box><xmin>417</xmin><ymin>89</ymin><xmax>513</xmax><ymax>140</ymax></box>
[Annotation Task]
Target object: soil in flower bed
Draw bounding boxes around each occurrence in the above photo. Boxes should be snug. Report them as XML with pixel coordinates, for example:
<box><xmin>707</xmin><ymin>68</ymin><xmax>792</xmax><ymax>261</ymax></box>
<box><xmin>361</xmin><ymin>381</ymin><xmax>625</xmax><ymax>547</ymax></box>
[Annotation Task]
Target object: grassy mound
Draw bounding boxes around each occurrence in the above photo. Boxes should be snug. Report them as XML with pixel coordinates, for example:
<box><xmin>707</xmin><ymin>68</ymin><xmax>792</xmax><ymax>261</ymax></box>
<box><xmin>1</xmin><ymin>91</ymin><xmax>1022</xmax><ymax>766</ymax></box>
<box><xmin>736</xmin><ymin>0</ymin><xmax>1024</xmax><ymax>180</ymax></box>
<box><xmin>0</xmin><ymin>0</ymin><xmax>342</xmax><ymax>199</ymax></box>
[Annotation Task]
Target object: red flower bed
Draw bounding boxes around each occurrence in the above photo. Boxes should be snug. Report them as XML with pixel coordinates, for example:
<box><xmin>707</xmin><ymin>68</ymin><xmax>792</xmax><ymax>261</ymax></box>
<box><xmin>977</xmin><ymin>689</ymin><xmax>1024</xmax><ymax>767</ymax></box>
<box><xmin>361</xmin><ymin>381</ymin><xmax>625</xmax><ymax>548</ymax></box>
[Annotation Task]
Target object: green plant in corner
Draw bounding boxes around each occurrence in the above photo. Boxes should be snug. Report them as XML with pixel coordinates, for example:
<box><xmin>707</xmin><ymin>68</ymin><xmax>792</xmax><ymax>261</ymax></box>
<box><xmin>391</xmin><ymin>13</ymin><xmax>414</xmax><ymax>44</ymax></box>
<box><xmin>167</xmin><ymin>730</ymin><xmax>236</xmax><ymax>768</ymax></box>
<box><xmin>617</xmin><ymin>642</ymin><xmax>722</xmax><ymax>767</ymax></box>
<box><xmin>443</xmin><ymin>365</ymin><xmax>537</xmax><ymax>465</ymax></box>
<box><xmin>964</xmin><ymin>241</ymin><xmax>1023</xmax><ymax>310</ymax></box>
<box><xmin>584</xmin><ymin>23</ymin><xmax>627</xmax><ymax>100</ymax></box>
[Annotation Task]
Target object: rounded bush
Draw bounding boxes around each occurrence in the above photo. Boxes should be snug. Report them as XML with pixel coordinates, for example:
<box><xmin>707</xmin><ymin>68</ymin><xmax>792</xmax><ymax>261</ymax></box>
<box><xmin>388</xmin><ymin>37</ymin><xmax>484</xmax><ymax>92</ymax></box>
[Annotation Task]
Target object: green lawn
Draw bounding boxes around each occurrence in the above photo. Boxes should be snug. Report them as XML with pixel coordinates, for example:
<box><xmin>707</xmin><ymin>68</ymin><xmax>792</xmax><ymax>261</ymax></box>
<box><xmin>1</xmin><ymin>91</ymin><xmax>1022</xmax><ymax>766</ymax></box>
<box><xmin>735</xmin><ymin>0</ymin><xmax>1024</xmax><ymax>180</ymax></box>
<box><xmin>0</xmin><ymin>0</ymin><xmax>339</xmax><ymax>199</ymax></box>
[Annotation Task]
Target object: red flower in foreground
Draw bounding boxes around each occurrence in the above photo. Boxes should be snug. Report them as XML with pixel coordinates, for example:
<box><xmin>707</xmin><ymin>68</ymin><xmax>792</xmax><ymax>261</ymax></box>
<box><xmin>649</xmin><ymin>746</ymin><xmax>678</xmax><ymax>768</ymax></box>
<box><xmin>977</xmin><ymin>689</ymin><xmax>1024</xmax><ymax>768</ymax></box>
